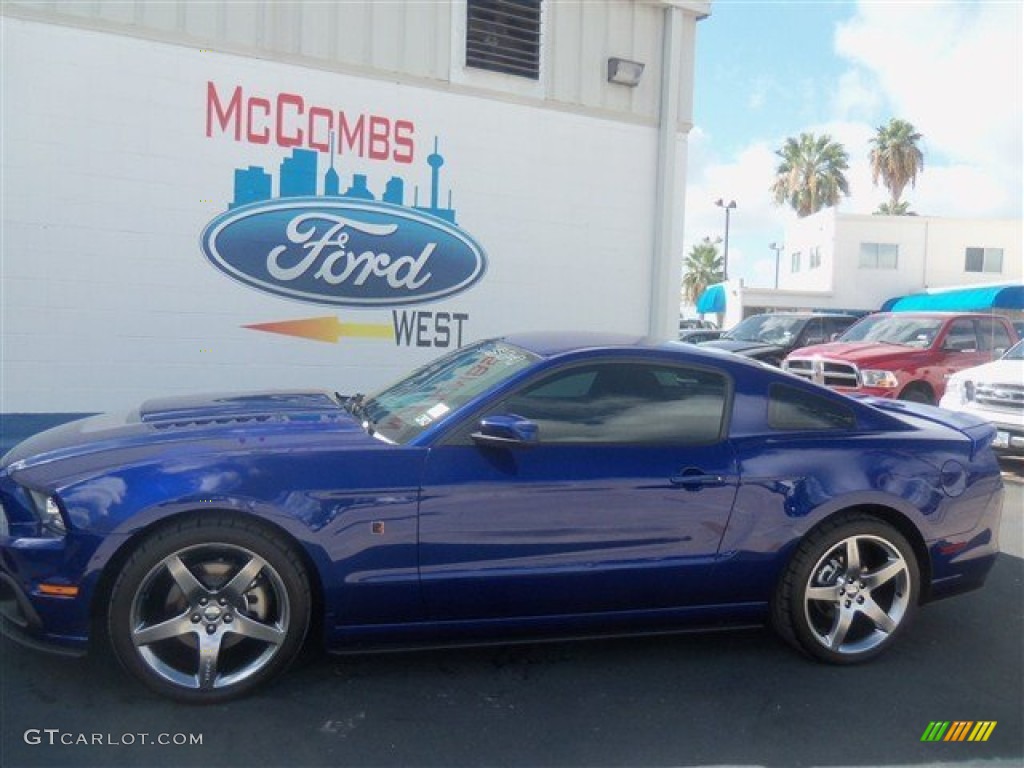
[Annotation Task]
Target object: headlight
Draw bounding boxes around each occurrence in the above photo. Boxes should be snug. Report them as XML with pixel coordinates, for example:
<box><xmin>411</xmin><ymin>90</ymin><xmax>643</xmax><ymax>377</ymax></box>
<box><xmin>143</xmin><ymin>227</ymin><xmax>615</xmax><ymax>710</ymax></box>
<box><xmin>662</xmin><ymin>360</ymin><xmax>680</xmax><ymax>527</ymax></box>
<box><xmin>860</xmin><ymin>369</ymin><xmax>900</xmax><ymax>388</ymax></box>
<box><xmin>27</xmin><ymin>490</ymin><xmax>67</xmax><ymax>536</ymax></box>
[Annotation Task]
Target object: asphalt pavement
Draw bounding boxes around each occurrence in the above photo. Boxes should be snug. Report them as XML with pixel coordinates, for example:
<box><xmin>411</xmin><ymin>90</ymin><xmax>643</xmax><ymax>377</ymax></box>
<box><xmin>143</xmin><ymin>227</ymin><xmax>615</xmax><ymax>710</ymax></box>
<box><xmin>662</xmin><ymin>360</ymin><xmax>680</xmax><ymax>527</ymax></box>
<box><xmin>1</xmin><ymin>469</ymin><xmax>1021</xmax><ymax>768</ymax></box>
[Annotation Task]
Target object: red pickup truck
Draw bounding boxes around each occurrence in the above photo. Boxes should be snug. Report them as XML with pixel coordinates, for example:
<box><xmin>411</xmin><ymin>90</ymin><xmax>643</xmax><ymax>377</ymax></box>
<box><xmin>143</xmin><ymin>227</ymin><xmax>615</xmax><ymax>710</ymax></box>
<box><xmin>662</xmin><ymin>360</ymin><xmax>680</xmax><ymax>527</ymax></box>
<box><xmin>782</xmin><ymin>312</ymin><xmax>1020</xmax><ymax>405</ymax></box>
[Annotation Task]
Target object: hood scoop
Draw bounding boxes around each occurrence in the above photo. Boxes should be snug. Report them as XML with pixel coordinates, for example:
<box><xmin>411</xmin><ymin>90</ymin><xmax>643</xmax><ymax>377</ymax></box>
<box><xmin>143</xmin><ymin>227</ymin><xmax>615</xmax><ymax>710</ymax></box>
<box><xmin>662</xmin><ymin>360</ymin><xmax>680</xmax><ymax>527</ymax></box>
<box><xmin>139</xmin><ymin>390</ymin><xmax>343</xmax><ymax>427</ymax></box>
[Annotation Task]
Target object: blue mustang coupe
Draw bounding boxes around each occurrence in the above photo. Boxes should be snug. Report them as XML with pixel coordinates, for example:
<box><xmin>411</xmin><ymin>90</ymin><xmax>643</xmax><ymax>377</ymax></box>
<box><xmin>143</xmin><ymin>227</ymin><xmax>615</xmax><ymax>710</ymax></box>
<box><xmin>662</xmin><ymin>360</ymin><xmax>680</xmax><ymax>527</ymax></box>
<box><xmin>0</xmin><ymin>333</ymin><xmax>1004</xmax><ymax>702</ymax></box>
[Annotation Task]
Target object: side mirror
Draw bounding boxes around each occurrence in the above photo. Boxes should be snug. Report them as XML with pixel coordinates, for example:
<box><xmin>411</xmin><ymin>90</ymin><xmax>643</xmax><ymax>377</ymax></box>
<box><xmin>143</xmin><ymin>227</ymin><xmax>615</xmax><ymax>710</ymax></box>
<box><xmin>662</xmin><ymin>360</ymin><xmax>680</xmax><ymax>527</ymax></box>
<box><xmin>471</xmin><ymin>414</ymin><xmax>539</xmax><ymax>448</ymax></box>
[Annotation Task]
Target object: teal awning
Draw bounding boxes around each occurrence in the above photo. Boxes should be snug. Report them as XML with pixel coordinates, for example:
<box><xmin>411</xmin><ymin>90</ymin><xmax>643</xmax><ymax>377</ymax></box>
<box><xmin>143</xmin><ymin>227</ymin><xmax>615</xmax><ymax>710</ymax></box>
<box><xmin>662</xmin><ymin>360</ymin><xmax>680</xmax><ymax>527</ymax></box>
<box><xmin>887</xmin><ymin>284</ymin><xmax>1024</xmax><ymax>312</ymax></box>
<box><xmin>696</xmin><ymin>283</ymin><xmax>726</xmax><ymax>314</ymax></box>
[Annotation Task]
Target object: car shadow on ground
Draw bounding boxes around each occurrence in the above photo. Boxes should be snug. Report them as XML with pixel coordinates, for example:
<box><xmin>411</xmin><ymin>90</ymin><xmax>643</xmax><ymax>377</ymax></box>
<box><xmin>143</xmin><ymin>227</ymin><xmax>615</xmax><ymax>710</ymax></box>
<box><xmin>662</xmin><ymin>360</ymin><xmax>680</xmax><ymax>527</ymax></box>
<box><xmin>2</xmin><ymin>556</ymin><xmax>1021</xmax><ymax>767</ymax></box>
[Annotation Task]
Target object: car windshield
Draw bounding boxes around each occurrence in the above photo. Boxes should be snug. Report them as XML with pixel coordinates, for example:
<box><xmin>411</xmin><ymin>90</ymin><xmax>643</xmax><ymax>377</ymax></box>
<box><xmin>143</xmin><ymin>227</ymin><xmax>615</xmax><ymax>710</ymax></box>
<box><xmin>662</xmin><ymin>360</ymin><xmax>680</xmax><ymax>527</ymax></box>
<box><xmin>724</xmin><ymin>315</ymin><xmax>804</xmax><ymax>345</ymax></box>
<box><xmin>839</xmin><ymin>315</ymin><xmax>945</xmax><ymax>348</ymax></box>
<box><xmin>1003</xmin><ymin>340</ymin><xmax>1024</xmax><ymax>360</ymax></box>
<box><xmin>358</xmin><ymin>340</ymin><xmax>540</xmax><ymax>444</ymax></box>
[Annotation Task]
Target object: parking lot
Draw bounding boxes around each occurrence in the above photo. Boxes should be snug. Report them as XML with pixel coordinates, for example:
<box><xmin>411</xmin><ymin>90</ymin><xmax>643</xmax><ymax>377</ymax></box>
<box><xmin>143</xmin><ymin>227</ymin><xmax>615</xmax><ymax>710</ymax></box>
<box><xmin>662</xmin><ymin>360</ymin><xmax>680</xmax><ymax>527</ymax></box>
<box><xmin>1</xmin><ymin>467</ymin><xmax>1020</xmax><ymax>768</ymax></box>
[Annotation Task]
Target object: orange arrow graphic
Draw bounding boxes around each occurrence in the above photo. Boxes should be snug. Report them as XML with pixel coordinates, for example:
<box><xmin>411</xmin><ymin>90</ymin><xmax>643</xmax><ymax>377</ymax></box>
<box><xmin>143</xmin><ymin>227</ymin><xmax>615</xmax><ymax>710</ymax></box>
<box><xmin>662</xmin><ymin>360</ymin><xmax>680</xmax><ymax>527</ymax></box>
<box><xmin>243</xmin><ymin>316</ymin><xmax>394</xmax><ymax>344</ymax></box>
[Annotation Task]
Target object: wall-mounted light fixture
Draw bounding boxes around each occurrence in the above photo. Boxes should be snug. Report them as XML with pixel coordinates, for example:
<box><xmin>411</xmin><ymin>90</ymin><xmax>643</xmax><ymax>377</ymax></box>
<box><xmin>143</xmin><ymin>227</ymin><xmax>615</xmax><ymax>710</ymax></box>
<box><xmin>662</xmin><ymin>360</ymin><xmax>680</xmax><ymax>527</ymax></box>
<box><xmin>607</xmin><ymin>57</ymin><xmax>645</xmax><ymax>86</ymax></box>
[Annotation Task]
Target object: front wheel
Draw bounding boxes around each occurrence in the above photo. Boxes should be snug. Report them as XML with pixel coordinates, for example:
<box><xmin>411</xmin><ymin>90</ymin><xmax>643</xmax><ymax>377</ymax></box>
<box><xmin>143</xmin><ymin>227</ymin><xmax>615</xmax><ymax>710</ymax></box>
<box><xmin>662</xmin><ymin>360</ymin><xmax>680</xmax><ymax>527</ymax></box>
<box><xmin>899</xmin><ymin>384</ymin><xmax>934</xmax><ymax>405</ymax></box>
<box><xmin>108</xmin><ymin>515</ymin><xmax>311</xmax><ymax>703</ymax></box>
<box><xmin>773</xmin><ymin>514</ymin><xmax>919</xmax><ymax>664</ymax></box>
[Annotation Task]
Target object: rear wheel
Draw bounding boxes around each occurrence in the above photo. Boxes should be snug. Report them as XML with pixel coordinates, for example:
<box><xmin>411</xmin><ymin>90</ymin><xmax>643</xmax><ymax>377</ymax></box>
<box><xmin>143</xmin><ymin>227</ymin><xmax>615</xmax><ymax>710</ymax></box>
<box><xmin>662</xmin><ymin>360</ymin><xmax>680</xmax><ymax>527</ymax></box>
<box><xmin>108</xmin><ymin>514</ymin><xmax>310</xmax><ymax>703</ymax></box>
<box><xmin>773</xmin><ymin>514</ymin><xmax>919</xmax><ymax>664</ymax></box>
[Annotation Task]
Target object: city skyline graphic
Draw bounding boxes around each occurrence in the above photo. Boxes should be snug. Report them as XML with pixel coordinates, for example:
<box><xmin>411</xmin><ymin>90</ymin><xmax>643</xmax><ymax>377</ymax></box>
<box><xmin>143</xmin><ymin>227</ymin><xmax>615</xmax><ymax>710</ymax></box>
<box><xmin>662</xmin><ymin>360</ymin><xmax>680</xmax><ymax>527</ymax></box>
<box><xmin>229</xmin><ymin>136</ymin><xmax>458</xmax><ymax>225</ymax></box>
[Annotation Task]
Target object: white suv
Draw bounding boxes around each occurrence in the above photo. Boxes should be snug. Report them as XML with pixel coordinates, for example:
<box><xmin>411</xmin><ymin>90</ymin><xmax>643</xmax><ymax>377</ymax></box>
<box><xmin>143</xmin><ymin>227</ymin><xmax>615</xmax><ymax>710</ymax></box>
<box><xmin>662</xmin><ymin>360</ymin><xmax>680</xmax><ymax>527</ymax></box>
<box><xmin>940</xmin><ymin>340</ymin><xmax>1024</xmax><ymax>453</ymax></box>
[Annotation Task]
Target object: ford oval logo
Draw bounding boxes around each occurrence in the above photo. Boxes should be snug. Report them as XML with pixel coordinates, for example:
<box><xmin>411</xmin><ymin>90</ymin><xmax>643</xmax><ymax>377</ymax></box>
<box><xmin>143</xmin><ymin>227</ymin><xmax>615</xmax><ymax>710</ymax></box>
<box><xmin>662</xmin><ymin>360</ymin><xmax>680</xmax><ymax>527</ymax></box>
<box><xmin>201</xmin><ymin>198</ymin><xmax>487</xmax><ymax>307</ymax></box>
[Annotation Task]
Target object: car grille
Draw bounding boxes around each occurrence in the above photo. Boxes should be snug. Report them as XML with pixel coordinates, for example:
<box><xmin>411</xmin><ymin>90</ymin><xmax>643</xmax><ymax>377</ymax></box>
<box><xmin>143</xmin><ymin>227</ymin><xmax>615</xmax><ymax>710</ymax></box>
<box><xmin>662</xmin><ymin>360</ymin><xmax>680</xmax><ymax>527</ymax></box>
<box><xmin>783</xmin><ymin>358</ymin><xmax>860</xmax><ymax>388</ymax></box>
<box><xmin>974</xmin><ymin>382</ymin><xmax>1024</xmax><ymax>411</ymax></box>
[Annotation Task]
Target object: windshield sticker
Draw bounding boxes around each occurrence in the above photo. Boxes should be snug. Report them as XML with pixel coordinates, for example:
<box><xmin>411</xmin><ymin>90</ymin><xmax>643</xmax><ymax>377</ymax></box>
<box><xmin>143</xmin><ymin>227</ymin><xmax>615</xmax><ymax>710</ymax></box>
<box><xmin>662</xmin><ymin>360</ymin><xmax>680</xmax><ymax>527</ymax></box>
<box><xmin>427</xmin><ymin>403</ymin><xmax>451</xmax><ymax>419</ymax></box>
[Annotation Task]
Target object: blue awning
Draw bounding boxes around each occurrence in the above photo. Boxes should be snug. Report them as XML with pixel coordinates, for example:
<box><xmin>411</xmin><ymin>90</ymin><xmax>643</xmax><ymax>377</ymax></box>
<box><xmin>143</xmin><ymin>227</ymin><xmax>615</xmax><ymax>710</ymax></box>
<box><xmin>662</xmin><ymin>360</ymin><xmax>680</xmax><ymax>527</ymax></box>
<box><xmin>696</xmin><ymin>283</ymin><xmax>726</xmax><ymax>314</ymax></box>
<box><xmin>887</xmin><ymin>284</ymin><xmax>1024</xmax><ymax>312</ymax></box>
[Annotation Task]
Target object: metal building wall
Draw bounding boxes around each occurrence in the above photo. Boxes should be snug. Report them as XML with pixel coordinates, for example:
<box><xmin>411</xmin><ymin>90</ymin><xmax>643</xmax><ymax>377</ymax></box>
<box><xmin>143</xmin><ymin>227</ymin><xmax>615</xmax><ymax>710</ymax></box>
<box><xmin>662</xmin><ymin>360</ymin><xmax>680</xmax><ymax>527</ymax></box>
<box><xmin>2</xmin><ymin>1</ymin><xmax>705</xmax><ymax>127</ymax></box>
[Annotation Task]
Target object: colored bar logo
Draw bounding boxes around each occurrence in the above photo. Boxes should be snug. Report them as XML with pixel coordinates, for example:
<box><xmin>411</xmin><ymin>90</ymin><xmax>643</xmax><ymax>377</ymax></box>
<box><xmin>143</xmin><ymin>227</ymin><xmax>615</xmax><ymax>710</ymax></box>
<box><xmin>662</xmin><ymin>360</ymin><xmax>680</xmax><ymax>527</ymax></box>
<box><xmin>921</xmin><ymin>721</ymin><xmax>997</xmax><ymax>742</ymax></box>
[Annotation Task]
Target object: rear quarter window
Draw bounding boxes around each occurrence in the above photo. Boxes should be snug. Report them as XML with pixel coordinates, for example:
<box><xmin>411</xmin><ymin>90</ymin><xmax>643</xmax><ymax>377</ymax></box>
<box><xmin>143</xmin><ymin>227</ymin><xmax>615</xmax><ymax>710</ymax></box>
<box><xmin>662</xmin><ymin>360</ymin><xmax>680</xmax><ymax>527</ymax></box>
<box><xmin>768</xmin><ymin>384</ymin><xmax>857</xmax><ymax>431</ymax></box>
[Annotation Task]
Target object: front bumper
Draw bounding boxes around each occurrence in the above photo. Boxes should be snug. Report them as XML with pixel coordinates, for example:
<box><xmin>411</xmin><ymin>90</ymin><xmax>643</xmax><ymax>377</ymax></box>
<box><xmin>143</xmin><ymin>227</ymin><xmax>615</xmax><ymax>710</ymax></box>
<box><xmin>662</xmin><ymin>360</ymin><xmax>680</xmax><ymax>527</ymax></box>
<box><xmin>0</xmin><ymin>536</ymin><xmax>91</xmax><ymax>656</ymax></box>
<box><xmin>0</xmin><ymin>571</ymin><xmax>86</xmax><ymax>656</ymax></box>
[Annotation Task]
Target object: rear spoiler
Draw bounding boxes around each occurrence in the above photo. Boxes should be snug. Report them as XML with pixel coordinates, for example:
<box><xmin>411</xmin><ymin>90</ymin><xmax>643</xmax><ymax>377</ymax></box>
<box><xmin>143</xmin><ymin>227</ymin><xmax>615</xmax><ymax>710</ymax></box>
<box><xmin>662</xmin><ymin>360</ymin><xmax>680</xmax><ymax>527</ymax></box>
<box><xmin>853</xmin><ymin>396</ymin><xmax>998</xmax><ymax>460</ymax></box>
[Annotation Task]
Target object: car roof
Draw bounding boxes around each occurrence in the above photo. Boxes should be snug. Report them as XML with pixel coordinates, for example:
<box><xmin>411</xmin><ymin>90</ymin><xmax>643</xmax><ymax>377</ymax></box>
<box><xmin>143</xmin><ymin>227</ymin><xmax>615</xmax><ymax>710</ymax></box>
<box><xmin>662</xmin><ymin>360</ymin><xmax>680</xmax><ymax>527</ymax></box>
<box><xmin>500</xmin><ymin>331</ymin><xmax>653</xmax><ymax>358</ymax></box>
<box><xmin>869</xmin><ymin>312</ymin><xmax>1006</xmax><ymax>319</ymax></box>
<box><xmin>742</xmin><ymin>312</ymin><xmax>859</xmax><ymax>318</ymax></box>
<box><xmin>500</xmin><ymin>331</ymin><xmax>742</xmax><ymax>365</ymax></box>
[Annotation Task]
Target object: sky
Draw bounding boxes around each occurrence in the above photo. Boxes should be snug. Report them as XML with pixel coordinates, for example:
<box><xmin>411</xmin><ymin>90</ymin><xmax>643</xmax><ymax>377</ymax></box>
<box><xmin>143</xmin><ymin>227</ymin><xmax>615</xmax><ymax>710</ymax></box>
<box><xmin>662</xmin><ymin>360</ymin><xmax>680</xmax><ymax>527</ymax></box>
<box><xmin>683</xmin><ymin>0</ymin><xmax>1023</xmax><ymax>293</ymax></box>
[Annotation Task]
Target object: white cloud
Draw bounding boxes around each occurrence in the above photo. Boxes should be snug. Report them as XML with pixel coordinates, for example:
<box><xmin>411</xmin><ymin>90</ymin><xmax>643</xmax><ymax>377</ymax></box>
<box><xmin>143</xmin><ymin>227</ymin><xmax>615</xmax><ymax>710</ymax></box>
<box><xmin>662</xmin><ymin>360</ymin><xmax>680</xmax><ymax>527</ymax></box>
<box><xmin>835</xmin><ymin>0</ymin><xmax>1022</xmax><ymax>215</ymax></box>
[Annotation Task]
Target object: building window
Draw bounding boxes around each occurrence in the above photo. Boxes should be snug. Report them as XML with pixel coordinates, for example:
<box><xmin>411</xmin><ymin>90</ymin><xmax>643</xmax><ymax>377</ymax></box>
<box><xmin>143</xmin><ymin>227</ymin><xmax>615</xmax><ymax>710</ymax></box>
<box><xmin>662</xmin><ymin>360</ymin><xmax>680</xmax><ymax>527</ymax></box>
<box><xmin>859</xmin><ymin>242</ymin><xmax>898</xmax><ymax>269</ymax></box>
<box><xmin>466</xmin><ymin>0</ymin><xmax>542</xmax><ymax>80</ymax></box>
<box><xmin>964</xmin><ymin>247</ymin><xmax>1003</xmax><ymax>273</ymax></box>
<box><xmin>809</xmin><ymin>246</ymin><xmax>822</xmax><ymax>270</ymax></box>
<box><xmin>791</xmin><ymin>251</ymin><xmax>801</xmax><ymax>273</ymax></box>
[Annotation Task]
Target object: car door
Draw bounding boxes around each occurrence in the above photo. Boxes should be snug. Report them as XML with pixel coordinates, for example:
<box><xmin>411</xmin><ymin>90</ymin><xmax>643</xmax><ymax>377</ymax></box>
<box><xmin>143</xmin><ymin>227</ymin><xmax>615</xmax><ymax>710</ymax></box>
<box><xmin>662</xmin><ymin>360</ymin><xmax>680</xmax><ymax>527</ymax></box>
<box><xmin>795</xmin><ymin>316</ymin><xmax>826</xmax><ymax>348</ymax></box>
<box><xmin>824</xmin><ymin>315</ymin><xmax>856</xmax><ymax>341</ymax></box>
<box><xmin>935</xmin><ymin>318</ymin><xmax>991</xmax><ymax>395</ymax></box>
<box><xmin>418</xmin><ymin>359</ymin><xmax>739</xmax><ymax>621</ymax></box>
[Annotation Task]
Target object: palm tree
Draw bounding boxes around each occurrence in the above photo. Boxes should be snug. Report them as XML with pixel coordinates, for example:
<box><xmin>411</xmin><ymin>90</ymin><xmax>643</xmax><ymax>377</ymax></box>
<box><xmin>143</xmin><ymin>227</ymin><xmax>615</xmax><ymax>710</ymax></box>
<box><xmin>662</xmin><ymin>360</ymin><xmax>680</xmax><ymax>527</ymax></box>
<box><xmin>869</xmin><ymin>118</ymin><xmax>924</xmax><ymax>214</ymax></box>
<box><xmin>874</xmin><ymin>200</ymin><xmax>914</xmax><ymax>216</ymax></box>
<box><xmin>682</xmin><ymin>240</ymin><xmax>724</xmax><ymax>305</ymax></box>
<box><xmin>771</xmin><ymin>133</ymin><xmax>850</xmax><ymax>217</ymax></box>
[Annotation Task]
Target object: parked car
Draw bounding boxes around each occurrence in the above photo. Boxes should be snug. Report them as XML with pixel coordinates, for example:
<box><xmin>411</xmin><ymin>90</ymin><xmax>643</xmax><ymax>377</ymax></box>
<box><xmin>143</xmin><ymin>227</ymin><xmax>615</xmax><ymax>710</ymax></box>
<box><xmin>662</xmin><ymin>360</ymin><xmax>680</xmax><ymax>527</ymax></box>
<box><xmin>0</xmin><ymin>333</ymin><xmax>1003</xmax><ymax>702</ymax></box>
<box><xmin>784</xmin><ymin>312</ymin><xmax>1019</xmax><ymax>405</ymax></box>
<box><xmin>700</xmin><ymin>312</ymin><xmax>860</xmax><ymax>366</ymax></box>
<box><xmin>940</xmin><ymin>338</ymin><xmax>1024</xmax><ymax>453</ymax></box>
<box><xmin>678</xmin><ymin>328</ymin><xmax>724</xmax><ymax>344</ymax></box>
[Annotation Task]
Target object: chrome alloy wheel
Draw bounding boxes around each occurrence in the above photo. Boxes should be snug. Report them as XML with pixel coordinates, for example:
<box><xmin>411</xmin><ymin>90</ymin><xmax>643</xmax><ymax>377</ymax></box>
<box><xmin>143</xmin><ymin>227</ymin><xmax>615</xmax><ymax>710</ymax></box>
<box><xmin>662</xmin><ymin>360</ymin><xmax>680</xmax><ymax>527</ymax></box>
<box><xmin>802</xmin><ymin>534</ymin><xmax>911</xmax><ymax>656</ymax></box>
<box><xmin>129</xmin><ymin>543</ymin><xmax>290</xmax><ymax>691</ymax></box>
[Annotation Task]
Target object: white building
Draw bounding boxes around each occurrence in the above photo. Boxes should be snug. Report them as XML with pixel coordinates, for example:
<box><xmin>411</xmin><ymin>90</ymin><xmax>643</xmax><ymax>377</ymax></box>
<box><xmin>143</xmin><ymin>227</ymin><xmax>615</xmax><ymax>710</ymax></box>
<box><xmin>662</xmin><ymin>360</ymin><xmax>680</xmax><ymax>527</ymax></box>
<box><xmin>1</xmin><ymin>0</ymin><xmax>710</xmax><ymax>414</ymax></box>
<box><xmin>703</xmin><ymin>208</ymin><xmax>1023</xmax><ymax>328</ymax></box>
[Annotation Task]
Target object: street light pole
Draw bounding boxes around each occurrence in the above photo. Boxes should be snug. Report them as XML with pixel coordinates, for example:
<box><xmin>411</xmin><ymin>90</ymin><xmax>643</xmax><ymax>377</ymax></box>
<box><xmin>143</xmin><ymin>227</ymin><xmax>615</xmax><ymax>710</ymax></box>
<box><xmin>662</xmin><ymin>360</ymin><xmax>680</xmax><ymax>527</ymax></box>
<box><xmin>715</xmin><ymin>199</ymin><xmax>737</xmax><ymax>281</ymax></box>
<box><xmin>770</xmin><ymin>242</ymin><xmax>784</xmax><ymax>289</ymax></box>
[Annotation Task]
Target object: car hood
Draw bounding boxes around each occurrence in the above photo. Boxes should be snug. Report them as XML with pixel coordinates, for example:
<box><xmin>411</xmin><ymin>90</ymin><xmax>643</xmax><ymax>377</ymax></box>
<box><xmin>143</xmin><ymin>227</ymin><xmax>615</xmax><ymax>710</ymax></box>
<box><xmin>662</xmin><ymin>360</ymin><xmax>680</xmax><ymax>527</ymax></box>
<box><xmin>2</xmin><ymin>390</ymin><xmax>369</xmax><ymax>472</ymax></box>
<box><xmin>947</xmin><ymin>358</ymin><xmax>1023</xmax><ymax>384</ymax></box>
<box><xmin>702</xmin><ymin>339</ymin><xmax>783</xmax><ymax>357</ymax></box>
<box><xmin>787</xmin><ymin>341</ymin><xmax>929</xmax><ymax>367</ymax></box>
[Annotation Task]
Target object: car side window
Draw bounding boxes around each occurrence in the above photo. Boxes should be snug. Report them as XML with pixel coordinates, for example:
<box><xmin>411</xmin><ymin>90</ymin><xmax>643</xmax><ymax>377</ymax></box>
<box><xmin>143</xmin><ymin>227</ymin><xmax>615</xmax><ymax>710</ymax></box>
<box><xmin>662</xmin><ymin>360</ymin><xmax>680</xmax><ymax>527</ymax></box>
<box><xmin>495</xmin><ymin>362</ymin><xmax>728</xmax><ymax>444</ymax></box>
<box><xmin>943</xmin><ymin>319</ymin><xmax>978</xmax><ymax>352</ymax></box>
<box><xmin>768</xmin><ymin>384</ymin><xmax>856</xmax><ymax>431</ymax></box>
<box><xmin>799</xmin><ymin>317</ymin><xmax>826</xmax><ymax>346</ymax></box>
<box><xmin>825</xmin><ymin>316</ymin><xmax>855</xmax><ymax>338</ymax></box>
<box><xmin>975</xmin><ymin>317</ymin><xmax>1011</xmax><ymax>354</ymax></box>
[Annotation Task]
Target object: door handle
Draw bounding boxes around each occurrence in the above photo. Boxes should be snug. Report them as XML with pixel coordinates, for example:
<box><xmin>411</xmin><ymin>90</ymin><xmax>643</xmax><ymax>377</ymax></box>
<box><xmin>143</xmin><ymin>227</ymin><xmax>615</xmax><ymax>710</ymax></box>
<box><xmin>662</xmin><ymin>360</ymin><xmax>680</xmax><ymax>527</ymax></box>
<box><xmin>670</xmin><ymin>467</ymin><xmax>727</xmax><ymax>488</ymax></box>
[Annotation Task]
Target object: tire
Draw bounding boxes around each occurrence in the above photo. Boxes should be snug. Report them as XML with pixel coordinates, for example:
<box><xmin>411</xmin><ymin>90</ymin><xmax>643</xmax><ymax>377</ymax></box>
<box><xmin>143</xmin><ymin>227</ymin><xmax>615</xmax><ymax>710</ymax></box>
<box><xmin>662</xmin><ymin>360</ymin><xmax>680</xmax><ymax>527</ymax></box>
<box><xmin>772</xmin><ymin>514</ymin><xmax>919</xmax><ymax>664</ymax></box>
<box><xmin>899</xmin><ymin>384</ymin><xmax>934</xmax><ymax>405</ymax></box>
<box><xmin>108</xmin><ymin>514</ymin><xmax>311</xmax><ymax>703</ymax></box>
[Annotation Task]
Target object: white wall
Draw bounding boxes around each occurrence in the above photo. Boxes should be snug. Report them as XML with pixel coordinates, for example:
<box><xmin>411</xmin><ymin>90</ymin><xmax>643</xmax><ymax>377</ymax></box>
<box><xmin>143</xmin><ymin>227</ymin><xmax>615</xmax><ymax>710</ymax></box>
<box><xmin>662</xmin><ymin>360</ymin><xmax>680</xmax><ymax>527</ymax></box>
<box><xmin>778</xmin><ymin>209</ymin><xmax>1022</xmax><ymax>311</ymax></box>
<box><xmin>923</xmin><ymin>218</ymin><xmax>1022</xmax><ymax>288</ymax></box>
<box><xmin>2</xmin><ymin>17</ymin><xmax>677</xmax><ymax>413</ymax></box>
